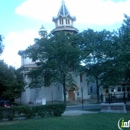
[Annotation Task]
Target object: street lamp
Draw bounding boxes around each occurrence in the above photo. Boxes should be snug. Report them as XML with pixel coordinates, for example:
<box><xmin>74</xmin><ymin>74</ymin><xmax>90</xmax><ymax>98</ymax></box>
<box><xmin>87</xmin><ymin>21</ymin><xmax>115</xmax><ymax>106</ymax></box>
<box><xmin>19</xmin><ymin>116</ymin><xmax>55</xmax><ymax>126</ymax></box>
<box><xmin>114</xmin><ymin>89</ymin><xmax>116</xmax><ymax>96</ymax></box>
<box><xmin>113</xmin><ymin>88</ymin><xmax>116</xmax><ymax>102</ymax></box>
<box><xmin>80</xmin><ymin>74</ymin><xmax>83</xmax><ymax>110</ymax></box>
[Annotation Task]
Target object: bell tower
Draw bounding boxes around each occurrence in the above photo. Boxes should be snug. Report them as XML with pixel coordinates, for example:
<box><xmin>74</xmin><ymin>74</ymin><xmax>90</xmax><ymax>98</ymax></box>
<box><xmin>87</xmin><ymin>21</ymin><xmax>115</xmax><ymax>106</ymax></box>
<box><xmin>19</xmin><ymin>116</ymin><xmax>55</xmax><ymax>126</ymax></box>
<box><xmin>51</xmin><ymin>0</ymin><xmax>78</xmax><ymax>34</ymax></box>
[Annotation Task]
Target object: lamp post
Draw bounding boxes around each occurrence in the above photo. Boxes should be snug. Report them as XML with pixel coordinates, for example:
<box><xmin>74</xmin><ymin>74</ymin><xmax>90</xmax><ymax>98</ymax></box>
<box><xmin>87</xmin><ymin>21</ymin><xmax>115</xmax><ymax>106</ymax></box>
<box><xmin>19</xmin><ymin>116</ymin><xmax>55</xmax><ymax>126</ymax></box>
<box><xmin>113</xmin><ymin>88</ymin><xmax>116</xmax><ymax>102</ymax></box>
<box><xmin>80</xmin><ymin>74</ymin><xmax>84</xmax><ymax>110</ymax></box>
<box><xmin>114</xmin><ymin>89</ymin><xmax>116</xmax><ymax>96</ymax></box>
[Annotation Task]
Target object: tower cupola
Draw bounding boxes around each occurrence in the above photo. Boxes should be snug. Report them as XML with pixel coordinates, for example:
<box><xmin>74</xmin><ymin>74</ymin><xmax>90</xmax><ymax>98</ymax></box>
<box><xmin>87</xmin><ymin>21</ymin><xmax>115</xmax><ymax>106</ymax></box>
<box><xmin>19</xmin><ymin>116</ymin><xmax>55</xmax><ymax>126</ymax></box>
<box><xmin>38</xmin><ymin>25</ymin><xmax>47</xmax><ymax>38</ymax></box>
<box><xmin>51</xmin><ymin>0</ymin><xmax>78</xmax><ymax>34</ymax></box>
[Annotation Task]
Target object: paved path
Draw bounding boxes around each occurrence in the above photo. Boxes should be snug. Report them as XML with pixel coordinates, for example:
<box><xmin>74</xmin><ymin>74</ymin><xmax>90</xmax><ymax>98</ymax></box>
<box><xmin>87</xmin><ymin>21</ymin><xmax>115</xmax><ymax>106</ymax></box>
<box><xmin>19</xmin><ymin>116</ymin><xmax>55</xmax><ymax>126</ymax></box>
<box><xmin>66</xmin><ymin>104</ymin><xmax>101</xmax><ymax>111</ymax></box>
<box><xmin>62</xmin><ymin>110</ymin><xmax>98</xmax><ymax>116</ymax></box>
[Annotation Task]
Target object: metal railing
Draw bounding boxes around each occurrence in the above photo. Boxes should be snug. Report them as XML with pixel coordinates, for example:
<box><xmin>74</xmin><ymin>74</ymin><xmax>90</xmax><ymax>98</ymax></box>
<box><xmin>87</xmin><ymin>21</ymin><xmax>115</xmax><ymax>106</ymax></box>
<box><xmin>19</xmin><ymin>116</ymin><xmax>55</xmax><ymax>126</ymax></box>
<box><xmin>101</xmin><ymin>92</ymin><xmax>130</xmax><ymax>104</ymax></box>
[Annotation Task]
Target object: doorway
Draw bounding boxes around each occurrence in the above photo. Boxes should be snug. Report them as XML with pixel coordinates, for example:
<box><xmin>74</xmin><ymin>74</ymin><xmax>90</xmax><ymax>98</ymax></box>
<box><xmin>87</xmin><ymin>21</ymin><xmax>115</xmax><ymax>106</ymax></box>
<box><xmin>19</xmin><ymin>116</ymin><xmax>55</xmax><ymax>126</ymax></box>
<box><xmin>68</xmin><ymin>90</ymin><xmax>75</xmax><ymax>101</ymax></box>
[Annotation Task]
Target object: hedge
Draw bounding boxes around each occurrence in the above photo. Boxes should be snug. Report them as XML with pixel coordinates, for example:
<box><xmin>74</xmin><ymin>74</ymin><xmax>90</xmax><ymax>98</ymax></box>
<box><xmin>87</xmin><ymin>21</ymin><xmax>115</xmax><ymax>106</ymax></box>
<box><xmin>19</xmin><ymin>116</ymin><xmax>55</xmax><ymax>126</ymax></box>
<box><xmin>0</xmin><ymin>103</ymin><xmax>66</xmax><ymax>121</ymax></box>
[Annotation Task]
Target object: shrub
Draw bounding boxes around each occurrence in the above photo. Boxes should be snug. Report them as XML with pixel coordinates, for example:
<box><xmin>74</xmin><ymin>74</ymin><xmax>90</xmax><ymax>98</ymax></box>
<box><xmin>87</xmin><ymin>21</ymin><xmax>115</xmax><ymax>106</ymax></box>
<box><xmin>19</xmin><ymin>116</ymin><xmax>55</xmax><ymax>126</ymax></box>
<box><xmin>0</xmin><ymin>103</ymin><xmax>66</xmax><ymax>121</ymax></box>
<box><xmin>0</xmin><ymin>108</ymin><xmax>4</xmax><ymax>121</ymax></box>
<box><xmin>51</xmin><ymin>104</ymin><xmax>66</xmax><ymax>116</ymax></box>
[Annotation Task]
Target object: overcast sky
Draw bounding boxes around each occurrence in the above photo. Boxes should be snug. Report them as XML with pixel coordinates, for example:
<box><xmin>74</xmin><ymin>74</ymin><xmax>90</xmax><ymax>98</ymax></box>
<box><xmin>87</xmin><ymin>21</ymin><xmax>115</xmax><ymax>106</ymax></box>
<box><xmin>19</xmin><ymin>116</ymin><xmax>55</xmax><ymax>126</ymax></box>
<box><xmin>0</xmin><ymin>0</ymin><xmax>130</xmax><ymax>68</ymax></box>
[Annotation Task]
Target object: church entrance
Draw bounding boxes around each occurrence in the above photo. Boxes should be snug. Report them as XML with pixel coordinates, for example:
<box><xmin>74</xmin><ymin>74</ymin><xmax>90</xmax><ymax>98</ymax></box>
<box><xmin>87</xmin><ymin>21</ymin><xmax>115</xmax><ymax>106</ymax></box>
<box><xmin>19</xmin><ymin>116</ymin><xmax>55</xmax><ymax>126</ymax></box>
<box><xmin>68</xmin><ymin>90</ymin><xmax>75</xmax><ymax>101</ymax></box>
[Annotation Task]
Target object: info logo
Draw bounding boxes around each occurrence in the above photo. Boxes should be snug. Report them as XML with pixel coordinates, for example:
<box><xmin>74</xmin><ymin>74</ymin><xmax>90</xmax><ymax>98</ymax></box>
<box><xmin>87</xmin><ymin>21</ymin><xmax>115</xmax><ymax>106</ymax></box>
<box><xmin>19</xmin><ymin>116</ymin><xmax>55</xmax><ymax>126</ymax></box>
<box><xmin>118</xmin><ymin>118</ymin><xmax>130</xmax><ymax>130</ymax></box>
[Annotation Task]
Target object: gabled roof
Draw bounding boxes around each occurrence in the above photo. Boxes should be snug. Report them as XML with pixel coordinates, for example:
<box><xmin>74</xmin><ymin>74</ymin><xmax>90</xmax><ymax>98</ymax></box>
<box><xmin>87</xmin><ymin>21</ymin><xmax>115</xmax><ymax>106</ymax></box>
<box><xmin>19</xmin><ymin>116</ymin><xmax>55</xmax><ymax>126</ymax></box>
<box><xmin>53</xmin><ymin>0</ymin><xmax>76</xmax><ymax>21</ymax></box>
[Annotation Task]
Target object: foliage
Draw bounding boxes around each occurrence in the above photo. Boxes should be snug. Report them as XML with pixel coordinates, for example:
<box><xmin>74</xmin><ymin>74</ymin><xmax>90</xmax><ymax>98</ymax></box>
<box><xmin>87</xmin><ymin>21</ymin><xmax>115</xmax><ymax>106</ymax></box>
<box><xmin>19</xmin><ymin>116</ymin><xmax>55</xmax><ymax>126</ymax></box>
<box><xmin>25</xmin><ymin>32</ymin><xmax>81</xmax><ymax>104</ymax></box>
<box><xmin>0</xmin><ymin>103</ymin><xmax>66</xmax><ymax>121</ymax></box>
<box><xmin>101</xmin><ymin>14</ymin><xmax>130</xmax><ymax>86</ymax></box>
<box><xmin>51</xmin><ymin>104</ymin><xmax>66</xmax><ymax>116</ymax></box>
<box><xmin>0</xmin><ymin>35</ymin><xmax>4</xmax><ymax>55</ymax></box>
<box><xmin>0</xmin><ymin>61</ymin><xmax>25</xmax><ymax>100</ymax></box>
<box><xmin>115</xmin><ymin>14</ymin><xmax>130</xmax><ymax>83</ymax></box>
<box><xmin>76</xmin><ymin>14</ymin><xmax>130</xmax><ymax>100</ymax></box>
<box><xmin>78</xmin><ymin>29</ymin><xmax>114</xmax><ymax>101</ymax></box>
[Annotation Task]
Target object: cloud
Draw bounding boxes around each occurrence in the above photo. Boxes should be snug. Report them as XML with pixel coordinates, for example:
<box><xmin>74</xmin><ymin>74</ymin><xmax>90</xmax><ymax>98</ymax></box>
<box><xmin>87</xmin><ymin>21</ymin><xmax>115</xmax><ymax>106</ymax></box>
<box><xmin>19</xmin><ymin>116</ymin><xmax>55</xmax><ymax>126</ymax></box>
<box><xmin>1</xmin><ymin>29</ymin><xmax>39</xmax><ymax>68</ymax></box>
<box><xmin>2</xmin><ymin>0</ymin><xmax>130</xmax><ymax>68</ymax></box>
<box><xmin>15</xmin><ymin>0</ymin><xmax>130</xmax><ymax>25</ymax></box>
<box><xmin>15</xmin><ymin>0</ymin><xmax>61</xmax><ymax>23</ymax></box>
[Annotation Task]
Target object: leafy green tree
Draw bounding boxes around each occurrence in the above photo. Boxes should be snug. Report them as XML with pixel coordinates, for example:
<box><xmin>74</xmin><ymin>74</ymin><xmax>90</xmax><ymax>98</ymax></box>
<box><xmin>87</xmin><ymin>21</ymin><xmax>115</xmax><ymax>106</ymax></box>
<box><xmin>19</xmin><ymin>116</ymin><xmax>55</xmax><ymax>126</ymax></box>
<box><xmin>100</xmin><ymin>14</ymin><xmax>130</xmax><ymax>88</ymax></box>
<box><xmin>25</xmin><ymin>32</ymin><xmax>81</xmax><ymax>104</ymax></box>
<box><xmin>79</xmin><ymin>29</ymin><xmax>114</xmax><ymax>102</ymax></box>
<box><xmin>0</xmin><ymin>61</ymin><xmax>25</xmax><ymax>100</ymax></box>
<box><xmin>113</xmin><ymin>14</ymin><xmax>130</xmax><ymax>84</ymax></box>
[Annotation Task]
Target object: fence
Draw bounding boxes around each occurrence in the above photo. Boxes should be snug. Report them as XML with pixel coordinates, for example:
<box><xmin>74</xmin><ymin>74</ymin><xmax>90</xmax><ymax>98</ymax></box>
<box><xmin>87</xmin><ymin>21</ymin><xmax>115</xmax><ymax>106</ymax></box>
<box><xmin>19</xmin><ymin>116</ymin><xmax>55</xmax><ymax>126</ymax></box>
<box><xmin>101</xmin><ymin>92</ymin><xmax>130</xmax><ymax>104</ymax></box>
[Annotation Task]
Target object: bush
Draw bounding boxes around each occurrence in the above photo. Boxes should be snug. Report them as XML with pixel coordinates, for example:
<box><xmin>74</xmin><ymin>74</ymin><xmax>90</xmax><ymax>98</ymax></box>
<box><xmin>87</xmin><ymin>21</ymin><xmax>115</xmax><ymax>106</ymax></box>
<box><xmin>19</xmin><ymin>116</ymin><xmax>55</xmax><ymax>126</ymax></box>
<box><xmin>0</xmin><ymin>108</ymin><xmax>4</xmax><ymax>121</ymax></box>
<box><xmin>0</xmin><ymin>103</ymin><xmax>66</xmax><ymax>121</ymax></box>
<box><xmin>51</xmin><ymin>104</ymin><xmax>66</xmax><ymax>116</ymax></box>
<box><xmin>21</xmin><ymin>106</ymin><xmax>35</xmax><ymax>119</ymax></box>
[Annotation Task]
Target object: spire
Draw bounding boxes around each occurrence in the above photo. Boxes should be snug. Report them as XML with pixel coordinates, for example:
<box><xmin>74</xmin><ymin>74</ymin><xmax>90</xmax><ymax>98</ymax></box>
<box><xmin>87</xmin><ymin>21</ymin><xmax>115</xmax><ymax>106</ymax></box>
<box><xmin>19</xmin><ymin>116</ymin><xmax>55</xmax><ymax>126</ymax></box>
<box><xmin>58</xmin><ymin>0</ymin><xmax>70</xmax><ymax>17</ymax></box>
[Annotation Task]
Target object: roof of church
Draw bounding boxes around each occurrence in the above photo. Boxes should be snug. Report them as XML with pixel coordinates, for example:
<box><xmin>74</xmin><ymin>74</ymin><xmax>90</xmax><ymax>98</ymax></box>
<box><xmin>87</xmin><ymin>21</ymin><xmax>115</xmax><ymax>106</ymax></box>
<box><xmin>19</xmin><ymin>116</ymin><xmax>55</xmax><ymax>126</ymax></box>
<box><xmin>53</xmin><ymin>0</ymin><xmax>76</xmax><ymax>21</ymax></box>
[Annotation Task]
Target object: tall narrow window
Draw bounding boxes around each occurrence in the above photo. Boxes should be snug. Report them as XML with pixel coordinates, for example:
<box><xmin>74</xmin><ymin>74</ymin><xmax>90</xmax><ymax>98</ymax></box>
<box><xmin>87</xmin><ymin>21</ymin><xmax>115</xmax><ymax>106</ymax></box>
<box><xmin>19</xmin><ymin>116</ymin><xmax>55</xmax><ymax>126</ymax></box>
<box><xmin>68</xmin><ymin>19</ymin><xmax>70</xmax><ymax>24</ymax></box>
<box><xmin>65</xmin><ymin>19</ymin><xmax>70</xmax><ymax>25</ymax></box>
<box><xmin>59</xmin><ymin>19</ymin><xmax>63</xmax><ymax>25</ymax></box>
<box><xmin>66</xmin><ymin>19</ymin><xmax>67</xmax><ymax>24</ymax></box>
<box><xmin>80</xmin><ymin>74</ymin><xmax>82</xmax><ymax>82</ymax></box>
<box><xmin>122</xmin><ymin>87</ymin><xmax>125</xmax><ymax>92</ymax></box>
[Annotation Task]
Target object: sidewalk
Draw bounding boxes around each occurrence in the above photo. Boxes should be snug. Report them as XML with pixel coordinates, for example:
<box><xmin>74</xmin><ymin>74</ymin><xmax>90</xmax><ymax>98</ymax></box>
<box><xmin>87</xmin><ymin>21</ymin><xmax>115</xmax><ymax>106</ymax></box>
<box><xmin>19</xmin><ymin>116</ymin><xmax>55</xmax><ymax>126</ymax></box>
<box><xmin>62</xmin><ymin>110</ymin><xmax>98</xmax><ymax>116</ymax></box>
<box><xmin>66</xmin><ymin>99</ymin><xmax>99</xmax><ymax>106</ymax></box>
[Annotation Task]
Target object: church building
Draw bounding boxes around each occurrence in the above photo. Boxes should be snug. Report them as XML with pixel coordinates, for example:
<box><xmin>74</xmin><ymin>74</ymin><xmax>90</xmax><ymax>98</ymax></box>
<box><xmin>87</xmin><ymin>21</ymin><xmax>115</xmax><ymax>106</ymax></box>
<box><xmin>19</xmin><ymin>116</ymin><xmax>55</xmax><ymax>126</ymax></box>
<box><xmin>16</xmin><ymin>0</ymin><xmax>92</xmax><ymax>104</ymax></box>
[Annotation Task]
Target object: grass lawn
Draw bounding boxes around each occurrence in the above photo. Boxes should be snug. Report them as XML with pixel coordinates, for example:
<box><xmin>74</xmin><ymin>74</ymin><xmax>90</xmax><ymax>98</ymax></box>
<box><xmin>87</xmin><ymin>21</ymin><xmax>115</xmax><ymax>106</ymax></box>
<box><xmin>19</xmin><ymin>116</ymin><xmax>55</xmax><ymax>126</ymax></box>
<box><xmin>0</xmin><ymin>113</ymin><xmax>130</xmax><ymax>130</ymax></box>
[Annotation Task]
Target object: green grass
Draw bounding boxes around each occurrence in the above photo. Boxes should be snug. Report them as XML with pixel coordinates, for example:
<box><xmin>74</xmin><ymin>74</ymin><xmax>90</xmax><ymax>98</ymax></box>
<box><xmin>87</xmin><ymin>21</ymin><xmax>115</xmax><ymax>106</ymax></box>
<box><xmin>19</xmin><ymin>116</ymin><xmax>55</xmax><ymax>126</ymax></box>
<box><xmin>0</xmin><ymin>113</ymin><xmax>130</xmax><ymax>130</ymax></box>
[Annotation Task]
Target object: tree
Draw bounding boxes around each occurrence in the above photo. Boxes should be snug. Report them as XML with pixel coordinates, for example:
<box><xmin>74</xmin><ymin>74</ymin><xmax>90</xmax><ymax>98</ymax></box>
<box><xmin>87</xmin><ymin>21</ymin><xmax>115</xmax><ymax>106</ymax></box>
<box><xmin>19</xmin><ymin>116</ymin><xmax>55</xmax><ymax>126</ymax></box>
<box><xmin>0</xmin><ymin>35</ymin><xmax>4</xmax><ymax>55</ymax></box>
<box><xmin>79</xmin><ymin>29</ymin><xmax>114</xmax><ymax>102</ymax></box>
<box><xmin>25</xmin><ymin>32</ymin><xmax>81</xmax><ymax>104</ymax></box>
<box><xmin>101</xmin><ymin>14</ymin><xmax>130</xmax><ymax>86</ymax></box>
<box><xmin>117</xmin><ymin>14</ymin><xmax>130</xmax><ymax>82</ymax></box>
<box><xmin>0</xmin><ymin>61</ymin><xmax>25</xmax><ymax>100</ymax></box>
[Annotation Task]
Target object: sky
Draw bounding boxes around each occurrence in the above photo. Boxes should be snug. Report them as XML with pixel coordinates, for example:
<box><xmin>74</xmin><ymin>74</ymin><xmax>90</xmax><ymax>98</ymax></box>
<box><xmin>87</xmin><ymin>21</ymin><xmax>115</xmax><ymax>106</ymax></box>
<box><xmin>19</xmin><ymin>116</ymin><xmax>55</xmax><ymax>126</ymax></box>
<box><xmin>0</xmin><ymin>0</ymin><xmax>130</xmax><ymax>68</ymax></box>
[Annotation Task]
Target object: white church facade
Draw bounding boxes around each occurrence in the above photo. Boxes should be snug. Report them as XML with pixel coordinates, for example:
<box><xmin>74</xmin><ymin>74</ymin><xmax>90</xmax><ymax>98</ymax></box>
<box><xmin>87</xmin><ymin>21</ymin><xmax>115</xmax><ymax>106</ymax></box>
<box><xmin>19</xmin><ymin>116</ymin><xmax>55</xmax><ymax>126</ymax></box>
<box><xmin>15</xmin><ymin>0</ymin><xmax>93</xmax><ymax>104</ymax></box>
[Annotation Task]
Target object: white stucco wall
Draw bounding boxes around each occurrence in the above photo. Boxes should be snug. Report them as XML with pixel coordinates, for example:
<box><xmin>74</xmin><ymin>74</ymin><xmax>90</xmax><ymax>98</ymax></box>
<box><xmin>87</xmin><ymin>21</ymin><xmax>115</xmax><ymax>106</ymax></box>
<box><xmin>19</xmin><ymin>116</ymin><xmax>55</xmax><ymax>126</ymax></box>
<box><xmin>72</xmin><ymin>74</ymin><xmax>90</xmax><ymax>100</ymax></box>
<box><xmin>15</xmin><ymin>86</ymin><xmax>31</xmax><ymax>104</ymax></box>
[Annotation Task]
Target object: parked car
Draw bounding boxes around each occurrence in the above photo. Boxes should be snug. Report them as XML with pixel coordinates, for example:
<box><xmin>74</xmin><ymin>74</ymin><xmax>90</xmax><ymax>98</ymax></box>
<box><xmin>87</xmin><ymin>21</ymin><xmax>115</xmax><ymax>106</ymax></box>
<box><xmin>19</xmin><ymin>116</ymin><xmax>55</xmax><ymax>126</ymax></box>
<box><xmin>0</xmin><ymin>101</ymin><xmax>13</xmax><ymax>108</ymax></box>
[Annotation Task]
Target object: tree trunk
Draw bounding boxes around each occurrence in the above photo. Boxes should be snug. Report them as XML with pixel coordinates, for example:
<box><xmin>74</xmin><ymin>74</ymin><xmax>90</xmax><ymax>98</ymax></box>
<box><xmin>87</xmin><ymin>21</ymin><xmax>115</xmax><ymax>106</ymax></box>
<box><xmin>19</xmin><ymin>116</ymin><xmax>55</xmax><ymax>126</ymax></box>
<box><xmin>96</xmin><ymin>77</ymin><xmax>100</xmax><ymax>103</ymax></box>
<box><xmin>63</xmin><ymin>74</ymin><xmax>66</xmax><ymax>104</ymax></box>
